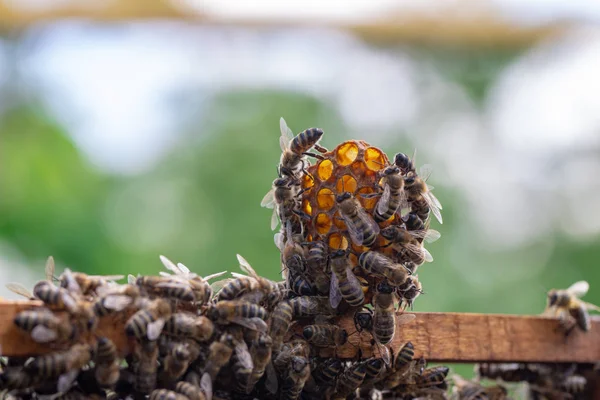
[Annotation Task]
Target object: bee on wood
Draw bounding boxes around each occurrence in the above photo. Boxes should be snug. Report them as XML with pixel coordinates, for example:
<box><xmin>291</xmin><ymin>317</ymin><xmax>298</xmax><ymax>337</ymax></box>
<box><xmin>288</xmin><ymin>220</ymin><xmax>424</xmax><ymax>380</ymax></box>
<box><xmin>14</xmin><ymin>308</ymin><xmax>74</xmax><ymax>343</ymax></box>
<box><xmin>176</xmin><ymin>377</ymin><xmax>212</xmax><ymax>400</ymax></box>
<box><xmin>544</xmin><ymin>280</ymin><xmax>600</xmax><ymax>335</ymax></box>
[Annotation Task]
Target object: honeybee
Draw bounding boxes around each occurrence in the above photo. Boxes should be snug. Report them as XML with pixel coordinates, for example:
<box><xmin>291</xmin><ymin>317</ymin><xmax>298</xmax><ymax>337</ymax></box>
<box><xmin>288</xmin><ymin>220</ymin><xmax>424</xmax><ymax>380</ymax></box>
<box><xmin>234</xmin><ymin>254</ymin><xmax>286</xmax><ymax>307</ymax></box>
<box><xmin>544</xmin><ymin>281</ymin><xmax>600</xmax><ymax>334</ymax></box>
<box><xmin>362</xmin><ymin>358</ymin><xmax>386</xmax><ymax>387</ymax></box>
<box><xmin>312</xmin><ymin>358</ymin><xmax>343</xmax><ymax>387</ymax></box>
<box><xmin>247</xmin><ymin>333</ymin><xmax>273</xmax><ymax>392</ymax></box>
<box><xmin>133</xmin><ymin>340</ymin><xmax>159</xmax><ymax>394</ymax></box>
<box><xmin>228</xmin><ymin>331</ymin><xmax>254</xmax><ymax>393</ymax></box>
<box><xmin>149</xmin><ymin>389</ymin><xmax>188</xmax><ymax>400</ymax></box>
<box><xmin>269</xmin><ymin>300</ymin><xmax>293</xmax><ymax>352</ymax></box>
<box><xmin>306</xmin><ymin>240</ymin><xmax>330</xmax><ymax>295</ymax></box>
<box><xmin>204</xmin><ymin>333</ymin><xmax>235</xmax><ymax>381</ymax></box>
<box><xmin>6</xmin><ymin>256</ymin><xmax>56</xmax><ymax>300</ymax></box>
<box><xmin>0</xmin><ymin>368</ymin><xmax>41</xmax><ymax>389</ymax></box>
<box><xmin>163</xmin><ymin>313</ymin><xmax>214</xmax><ymax>342</ymax></box>
<box><xmin>335</xmin><ymin>362</ymin><xmax>367</xmax><ymax>400</ymax></box>
<box><xmin>290</xmin><ymin>295</ymin><xmax>332</xmax><ymax>318</ymax></box>
<box><xmin>373</xmin><ymin>166</ymin><xmax>406</xmax><ymax>223</ymax></box>
<box><xmin>288</xmin><ymin>270</ymin><xmax>316</xmax><ymax>296</ymax></box>
<box><xmin>374</xmin><ymin>283</ymin><xmax>415</xmax><ymax>362</ymax></box>
<box><xmin>125</xmin><ymin>298</ymin><xmax>173</xmax><ymax>341</ymax></box>
<box><xmin>330</xmin><ymin>249</ymin><xmax>365</xmax><ymax>309</ymax></box>
<box><xmin>94</xmin><ymin>337</ymin><xmax>120</xmax><ymax>388</ymax></box>
<box><xmin>359</xmin><ymin>251</ymin><xmax>411</xmax><ymax>287</ymax></box>
<box><xmin>207</xmin><ymin>300</ymin><xmax>268</xmax><ymax>332</ymax></box>
<box><xmin>176</xmin><ymin>377</ymin><xmax>212</xmax><ymax>400</ymax></box>
<box><xmin>278</xmin><ymin>117</ymin><xmax>325</xmax><ymax>178</ymax></box>
<box><xmin>404</xmin><ymin>169</ymin><xmax>443</xmax><ymax>225</ymax></box>
<box><xmin>25</xmin><ymin>343</ymin><xmax>92</xmax><ymax>393</ymax></box>
<box><xmin>59</xmin><ymin>271</ymin><xmax>124</xmax><ymax>297</ymax></box>
<box><xmin>14</xmin><ymin>308</ymin><xmax>74</xmax><ymax>343</ymax></box>
<box><xmin>336</xmin><ymin>192</ymin><xmax>380</xmax><ymax>247</ymax></box>
<box><xmin>261</xmin><ymin>177</ymin><xmax>299</xmax><ymax>231</ymax></box>
<box><xmin>398</xmin><ymin>275</ymin><xmax>423</xmax><ymax>310</ymax></box>
<box><xmin>160</xmin><ymin>342</ymin><xmax>194</xmax><ymax>384</ymax></box>
<box><xmin>394</xmin><ymin>152</ymin><xmax>417</xmax><ymax>176</ymax></box>
<box><xmin>380</xmin><ymin>225</ymin><xmax>438</xmax><ymax>265</ymax></box>
<box><xmin>302</xmin><ymin>324</ymin><xmax>348</xmax><ymax>348</ymax></box>
<box><xmin>93</xmin><ymin>284</ymin><xmax>139</xmax><ymax>317</ymax></box>
<box><xmin>32</xmin><ymin>280</ymin><xmax>78</xmax><ymax>313</ymax></box>
<box><xmin>280</xmin><ymin>355</ymin><xmax>311</xmax><ymax>400</ymax></box>
<box><xmin>136</xmin><ymin>275</ymin><xmax>196</xmax><ymax>303</ymax></box>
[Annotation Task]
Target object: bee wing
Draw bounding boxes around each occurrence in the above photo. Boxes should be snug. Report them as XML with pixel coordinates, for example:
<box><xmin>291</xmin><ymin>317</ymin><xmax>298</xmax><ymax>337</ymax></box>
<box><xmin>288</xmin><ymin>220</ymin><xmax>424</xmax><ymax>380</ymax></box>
<box><xmin>62</xmin><ymin>268</ymin><xmax>81</xmax><ymax>295</ymax></box>
<box><xmin>265</xmin><ymin>362</ymin><xmax>279</xmax><ymax>394</ymax></box>
<box><xmin>270</xmin><ymin>209</ymin><xmax>280</xmax><ymax>231</ymax></box>
<box><xmin>396</xmin><ymin>313</ymin><xmax>416</xmax><ymax>326</ymax></box>
<box><xmin>341</xmin><ymin>214</ymin><xmax>365</xmax><ymax>246</ymax></box>
<box><xmin>57</xmin><ymin>369</ymin><xmax>79</xmax><ymax>393</ymax></box>
<box><xmin>583</xmin><ymin>301</ymin><xmax>600</xmax><ymax>312</ymax></box>
<box><xmin>230</xmin><ymin>316</ymin><xmax>268</xmax><ymax>333</ymax></box>
<box><xmin>377</xmin><ymin>343</ymin><xmax>391</xmax><ymax>366</ymax></box>
<box><xmin>210</xmin><ymin>278</ymin><xmax>233</xmax><ymax>293</ymax></box>
<box><xmin>45</xmin><ymin>256</ymin><xmax>55</xmax><ymax>282</ymax></box>
<box><xmin>159</xmin><ymin>255</ymin><xmax>182</xmax><ymax>275</ymax></box>
<box><xmin>279</xmin><ymin>117</ymin><xmax>293</xmax><ymax>151</ymax></box>
<box><xmin>159</xmin><ymin>271</ymin><xmax>172</xmax><ymax>278</ymax></box>
<box><xmin>376</xmin><ymin>183</ymin><xmax>392</xmax><ymax>216</ymax></box>
<box><xmin>237</xmin><ymin>254</ymin><xmax>258</xmax><ymax>278</ymax></box>
<box><xmin>409</xmin><ymin>229</ymin><xmax>441</xmax><ymax>244</ymax></box>
<box><xmin>422</xmin><ymin>192</ymin><xmax>443</xmax><ymax>224</ymax></box>
<box><xmin>5</xmin><ymin>283</ymin><xmax>33</xmax><ymax>299</ymax></box>
<box><xmin>61</xmin><ymin>292</ymin><xmax>78</xmax><ymax>313</ymax></box>
<box><xmin>567</xmin><ymin>281</ymin><xmax>589</xmax><ymax>298</ymax></box>
<box><xmin>274</xmin><ymin>233</ymin><xmax>285</xmax><ymax>253</ymax></box>
<box><xmin>405</xmin><ymin>243</ymin><xmax>433</xmax><ymax>263</ymax></box>
<box><xmin>235</xmin><ymin>342</ymin><xmax>254</xmax><ymax>370</ymax></box>
<box><xmin>147</xmin><ymin>318</ymin><xmax>166</xmax><ymax>341</ymax></box>
<box><xmin>31</xmin><ymin>325</ymin><xmax>58</xmax><ymax>343</ymax></box>
<box><xmin>419</xmin><ymin>164</ymin><xmax>433</xmax><ymax>182</ymax></box>
<box><xmin>176</xmin><ymin>263</ymin><xmax>191</xmax><ymax>275</ymax></box>
<box><xmin>127</xmin><ymin>274</ymin><xmax>137</xmax><ymax>285</ymax></box>
<box><xmin>329</xmin><ymin>272</ymin><xmax>342</xmax><ymax>309</ymax></box>
<box><xmin>203</xmin><ymin>271</ymin><xmax>228</xmax><ymax>282</ymax></box>
<box><xmin>103</xmin><ymin>295</ymin><xmax>133</xmax><ymax>311</ymax></box>
<box><xmin>345</xmin><ymin>266</ymin><xmax>364</xmax><ymax>295</ymax></box>
<box><xmin>201</xmin><ymin>372</ymin><xmax>213</xmax><ymax>400</ymax></box>
<box><xmin>261</xmin><ymin>188</ymin><xmax>276</xmax><ymax>209</ymax></box>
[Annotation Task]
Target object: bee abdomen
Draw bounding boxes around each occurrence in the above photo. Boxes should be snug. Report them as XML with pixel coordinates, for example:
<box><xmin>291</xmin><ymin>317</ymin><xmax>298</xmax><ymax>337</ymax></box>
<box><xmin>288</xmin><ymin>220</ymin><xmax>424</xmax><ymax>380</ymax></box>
<box><xmin>125</xmin><ymin>310</ymin><xmax>154</xmax><ymax>338</ymax></box>
<box><xmin>338</xmin><ymin>277</ymin><xmax>365</xmax><ymax>307</ymax></box>
<box><xmin>290</xmin><ymin>128</ymin><xmax>324</xmax><ymax>155</ymax></box>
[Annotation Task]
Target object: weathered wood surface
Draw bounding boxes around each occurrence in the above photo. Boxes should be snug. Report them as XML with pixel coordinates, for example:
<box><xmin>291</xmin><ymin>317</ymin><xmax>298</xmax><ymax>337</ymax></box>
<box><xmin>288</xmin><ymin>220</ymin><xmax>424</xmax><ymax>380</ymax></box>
<box><xmin>1</xmin><ymin>300</ymin><xmax>598</xmax><ymax>363</ymax></box>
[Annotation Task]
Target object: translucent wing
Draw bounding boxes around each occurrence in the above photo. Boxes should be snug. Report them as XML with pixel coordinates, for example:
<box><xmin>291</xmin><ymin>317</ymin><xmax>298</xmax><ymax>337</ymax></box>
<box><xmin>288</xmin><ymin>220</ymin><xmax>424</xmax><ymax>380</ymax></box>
<box><xmin>237</xmin><ymin>254</ymin><xmax>258</xmax><ymax>278</ymax></box>
<box><xmin>377</xmin><ymin>343</ymin><xmax>391</xmax><ymax>366</ymax></box>
<box><xmin>147</xmin><ymin>319</ymin><xmax>166</xmax><ymax>341</ymax></box>
<box><xmin>159</xmin><ymin>255</ymin><xmax>179</xmax><ymax>274</ymax></box>
<box><xmin>423</xmin><ymin>192</ymin><xmax>443</xmax><ymax>224</ymax></box>
<box><xmin>279</xmin><ymin>117</ymin><xmax>293</xmax><ymax>151</ymax></box>
<box><xmin>274</xmin><ymin>233</ymin><xmax>285</xmax><ymax>253</ymax></box>
<box><xmin>31</xmin><ymin>325</ymin><xmax>58</xmax><ymax>343</ymax></box>
<box><xmin>57</xmin><ymin>369</ymin><xmax>78</xmax><ymax>393</ymax></box>
<box><xmin>421</xmin><ymin>247</ymin><xmax>433</xmax><ymax>263</ymax></box>
<box><xmin>396</xmin><ymin>313</ymin><xmax>416</xmax><ymax>326</ymax></box>
<box><xmin>61</xmin><ymin>292</ymin><xmax>78</xmax><ymax>313</ymax></box>
<box><xmin>127</xmin><ymin>274</ymin><xmax>137</xmax><ymax>285</ymax></box>
<box><xmin>203</xmin><ymin>271</ymin><xmax>228</xmax><ymax>282</ymax></box>
<box><xmin>210</xmin><ymin>278</ymin><xmax>233</xmax><ymax>293</ymax></box>
<box><xmin>342</xmin><ymin>214</ymin><xmax>365</xmax><ymax>246</ymax></box>
<box><xmin>419</xmin><ymin>164</ymin><xmax>433</xmax><ymax>182</ymax></box>
<box><xmin>89</xmin><ymin>275</ymin><xmax>124</xmax><ymax>282</ymax></box>
<box><xmin>201</xmin><ymin>372</ymin><xmax>213</xmax><ymax>400</ymax></box>
<box><xmin>376</xmin><ymin>183</ymin><xmax>392</xmax><ymax>216</ymax></box>
<box><xmin>329</xmin><ymin>272</ymin><xmax>342</xmax><ymax>309</ymax></box>
<box><xmin>45</xmin><ymin>256</ymin><xmax>55</xmax><ymax>282</ymax></box>
<box><xmin>176</xmin><ymin>263</ymin><xmax>191</xmax><ymax>275</ymax></box>
<box><xmin>567</xmin><ymin>281</ymin><xmax>589</xmax><ymax>298</ymax></box>
<box><xmin>159</xmin><ymin>271</ymin><xmax>172</xmax><ymax>278</ymax></box>
<box><xmin>270</xmin><ymin>209</ymin><xmax>279</xmax><ymax>231</ymax></box>
<box><xmin>235</xmin><ymin>342</ymin><xmax>254</xmax><ymax>370</ymax></box>
<box><xmin>103</xmin><ymin>295</ymin><xmax>133</xmax><ymax>311</ymax></box>
<box><xmin>261</xmin><ymin>188</ymin><xmax>276</xmax><ymax>209</ymax></box>
<box><xmin>265</xmin><ymin>362</ymin><xmax>278</xmax><ymax>394</ymax></box>
<box><xmin>409</xmin><ymin>229</ymin><xmax>441</xmax><ymax>243</ymax></box>
<box><xmin>230</xmin><ymin>316</ymin><xmax>268</xmax><ymax>333</ymax></box>
<box><xmin>62</xmin><ymin>269</ymin><xmax>81</xmax><ymax>295</ymax></box>
<box><xmin>6</xmin><ymin>283</ymin><xmax>33</xmax><ymax>299</ymax></box>
<box><xmin>583</xmin><ymin>301</ymin><xmax>600</xmax><ymax>312</ymax></box>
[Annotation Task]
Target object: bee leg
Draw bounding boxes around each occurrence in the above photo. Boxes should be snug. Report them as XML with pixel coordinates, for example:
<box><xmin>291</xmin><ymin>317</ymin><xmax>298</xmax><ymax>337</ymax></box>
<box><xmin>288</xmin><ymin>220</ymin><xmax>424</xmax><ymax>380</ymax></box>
<box><xmin>303</xmin><ymin>152</ymin><xmax>326</xmax><ymax>161</ymax></box>
<box><xmin>292</xmin><ymin>210</ymin><xmax>312</xmax><ymax>221</ymax></box>
<box><xmin>359</xmin><ymin>192</ymin><xmax>382</xmax><ymax>199</ymax></box>
<box><xmin>314</xmin><ymin>144</ymin><xmax>328</xmax><ymax>153</ymax></box>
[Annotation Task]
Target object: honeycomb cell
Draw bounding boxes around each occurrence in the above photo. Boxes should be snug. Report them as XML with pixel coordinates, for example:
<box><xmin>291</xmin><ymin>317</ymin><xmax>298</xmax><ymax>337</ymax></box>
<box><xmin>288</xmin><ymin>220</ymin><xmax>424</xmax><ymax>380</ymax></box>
<box><xmin>316</xmin><ymin>188</ymin><xmax>335</xmax><ymax>210</ymax></box>
<box><xmin>336</xmin><ymin>142</ymin><xmax>359</xmax><ymax>166</ymax></box>
<box><xmin>317</xmin><ymin>159</ymin><xmax>334</xmax><ymax>181</ymax></box>
<box><xmin>364</xmin><ymin>147</ymin><xmax>386</xmax><ymax>171</ymax></box>
<box><xmin>333</xmin><ymin>211</ymin><xmax>346</xmax><ymax>230</ymax></box>
<box><xmin>356</xmin><ymin>187</ymin><xmax>378</xmax><ymax>211</ymax></box>
<box><xmin>302</xmin><ymin>173</ymin><xmax>316</xmax><ymax>189</ymax></box>
<box><xmin>301</xmin><ymin>199</ymin><xmax>312</xmax><ymax>216</ymax></box>
<box><xmin>349</xmin><ymin>253</ymin><xmax>358</xmax><ymax>266</ymax></box>
<box><xmin>336</xmin><ymin>175</ymin><xmax>357</xmax><ymax>194</ymax></box>
<box><xmin>350</xmin><ymin>160</ymin><xmax>367</xmax><ymax>177</ymax></box>
<box><xmin>315</xmin><ymin>213</ymin><xmax>332</xmax><ymax>235</ymax></box>
<box><xmin>328</xmin><ymin>233</ymin><xmax>349</xmax><ymax>250</ymax></box>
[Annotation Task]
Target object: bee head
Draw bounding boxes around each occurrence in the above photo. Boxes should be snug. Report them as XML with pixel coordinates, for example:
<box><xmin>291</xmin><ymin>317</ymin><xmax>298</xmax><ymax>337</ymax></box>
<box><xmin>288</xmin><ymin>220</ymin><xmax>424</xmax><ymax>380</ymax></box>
<box><xmin>547</xmin><ymin>290</ymin><xmax>559</xmax><ymax>306</ymax></box>
<box><xmin>330</xmin><ymin>249</ymin><xmax>348</xmax><ymax>259</ymax></box>
<box><xmin>274</xmin><ymin>177</ymin><xmax>290</xmax><ymax>188</ymax></box>
<box><xmin>258</xmin><ymin>334</ymin><xmax>273</xmax><ymax>348</ymax></box>
<box><xmin>404</xmin><ymin>176</ymin><xmax>416</xmax><ymax>186</ymax></box>
<box><xmin>335</xmin><ymin>192</ymin><xmax>352</xmax><ymax>203</ymax></box>
<box><xmin>302</xmin><ymin>326</ymin><xmax>314</xmax><ymax>340</ymax></box>
<box><xmin>384</xmin><ymin>166</ymin><xmax>400</xmax><ymax>176</ymax></box>
<box><xmin>380</xmin><ymin>226</ymin><xmax>396</xmax><ymax>240</ymax></box>
<box><xmin>377</xmin><ymin>281</ymin><xmax>395</xmax><ymax>294</ymax></box>
<box><xmin>354</xmin><ymin>308</ymin><xmax>373</xmax><ymax>331</ymax></box>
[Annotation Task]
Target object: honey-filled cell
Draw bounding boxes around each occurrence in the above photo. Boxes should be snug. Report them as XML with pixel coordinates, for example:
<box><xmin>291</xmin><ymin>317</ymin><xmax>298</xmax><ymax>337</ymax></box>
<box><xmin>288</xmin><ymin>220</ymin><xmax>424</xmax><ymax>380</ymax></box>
<box><xmin>336</xmin><ymin>142</ymin><xmax>359</xmax><ymax>166</ymax></box>
<box><xmin>315</xmin><ymin>213</ymin><xmax>333</xmax><ymax>235</ymax></box>
<box><xmin>328</xmin><ymin>233</ymin><xmax>349</xmax><ymax>250</ymax></box>
<box><xmin>317</xmin><ymin>188</ymin><xmax>335</xmax><ymax>210</ymax></box>
<box><xmin>303</xmin><ymin>199</ymin><xmax>313</xmax><ymax>215</ymax></box>
<box><xmin>356</xmin><ymin>187</ymin><xmax>378</xmax><ymax>210</ymax></box>
<box><xmin>336</xmin><ymin>175</ymin><xmax>357</xmax><ymax>194</ymax></box>
<box><xmin>350</xmin><ymin>160</ymin><xmax>367</xmax><ymax>177</ymax></box>
<box><xmin>333</xmin><ymin>211</ymin><xmax>346</xmax><ymax>229</ymax></box>
<box><xmin>364</xmin><ymin>147</ymin><xmax>386</xmax><ymax>171</ymax></box>
<box><xmin>302</xmin><ymin>173</ymin><xmax>316</xmax><ymax>189</ymax></box>
<box><xmin>317</xmin><ymin>159</ymin><xmax>334</xmax><ymax>181</ymax></box>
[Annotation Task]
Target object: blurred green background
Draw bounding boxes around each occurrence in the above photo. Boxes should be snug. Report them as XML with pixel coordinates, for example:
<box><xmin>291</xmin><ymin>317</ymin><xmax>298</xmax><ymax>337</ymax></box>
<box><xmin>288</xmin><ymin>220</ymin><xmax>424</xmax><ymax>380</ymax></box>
<box><xmin>1</xmin><ymin>3</ymin><xmax>600</xmax><ymax>377</ymax></box>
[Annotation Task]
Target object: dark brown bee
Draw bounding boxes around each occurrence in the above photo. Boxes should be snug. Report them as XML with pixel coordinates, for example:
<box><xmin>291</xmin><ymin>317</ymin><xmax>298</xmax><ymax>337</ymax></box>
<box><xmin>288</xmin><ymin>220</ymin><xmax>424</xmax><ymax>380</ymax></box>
<box><xmin>247</xmin><ymin>333</ymin><xmax>273</xmax><ymax>392</ymax></box>
<box><xmin>312</xmin><ymin>358</ymin><xmax>343</xmax><ymax>387</ymax></box>
<box><xmin>330</xmin><ymin>249</ymin><xmax>364</xmax><ymax>309</ymax></box>
<box><xmin>379</xmin><ymin>342</ymin><xmax>415</xmax><ymax>390</ymax></box>
<box><xmin>289</xmin><ymin>295</ymin><xmax>332</xmax><ymax>318</ymax></box>
<box><xmin>163</xmin><ymin>313</ymin><xmax>214</xmax><ymax>342</ymax></box>
<box><xmin>404</xmin><ymin>173</ymin><xmax>443</xmax><ymax>225</ymax></box>
<box><xmin>374</xmin><ymin>282</ymin><xmax>415</xmax><ymax>346</ymax></box>
<box><xmin>136</xmin><ymin>276</ymin><xmax>196</xmax><ymax>303</ymax></box>
<box><xmin>359</xmin><ymin>251</ymin><xmax>411</xmax><ymax>286</ymax></box>
<box><xmin>394</xmin><ymin>152</ymin><xmax>416</xmax><ymax>175</ymax></box>
<box><xmin>176</xmin><ymin>378</ymin><xmax>211</xmax><ymax>400</ymax></box>
<box><xmin>134</xmin><ymin>340</ymin><xmax>159</xmax><ymax>394</ymax></box>
<box><xmin>262</xmin><ymin>176</ymin><xmax>299</xmax><ymax>231</ymax></box>
<box><xmin>33</xmin><ymin>281</ymin><xmax>77</xmax><ymax>313</ymax></box>
<box><xmin>207</xmin><ymin>300</ymin><xmax>268</xmax><ymax>333</ymax></box>
<box><xmin>14</xmin><ymin>308</ymin><xmax>74</xmax><ymax>343</ymax></box>
<box><xmin>373</xmin><ymin>166</ymin><xmax>406</xmax><ymax>223</ymax></box>
<box><xmin>380</xmin><ymin>225</ymin><xmax>438</xmax><ymax>266</ymax></box>
<box><xmin>306</xmin><ymin>240</ymin><xmax>330</xmax><ymax>294</ymax></box>
<box><xmin>335</xmin><ymin>362</ymin><xmax>367</xmax><ymax>399</ymax></box>
<box><xmin>397</xmin><ymin>275</ymin><xmax>423</xmax><ymax>310</ymax></box>
<box><xmin>204</xmin><ymin>334</ymin><xmax>235</xmax><ymax>381</ymax></box>
<box><xmin>0</xmin><ymin>369</ymin><xmax>41</xmax><ymax>389</ymax></box>
<box><xmin>362</xmin><ymin>358</ymin><xmax>385</xmax><ymax>387</ymax></box>
<box><xmin>418</xmin><ymin>366</ymin><xmax>450</xmax><ymax>387</ymax></box>
<box><xmin>302</xmin><ymin>324</ymin><xmax>348</xmax><ymax>348</ymax></box>
<box><xmin>280</xmin><ymin>355</ymin><xmax>311</xmax><ymax>400</ymax></box>
<box><xmin>269</xmin><ymin>300</ymin><xmax>293</xmax><ymax>353</ymax></box>
<box><xmin>125</xmin><ymin>298</ymin><xmax>173</xmax><ymax>341</ymax></box>
<box><xmin>60</xmin><ymin>272</ymin><xmax>124</xmax><ymax>296</ymax></box>
<box><xmin>336</xmin><ymin>192</ymin><xmax>380</xmax><ymax>247</ymax></box>
<box><xmin>149</xmin><ymin>389</ymin><xmax>188</xmax><ymax>400</ymax></box>
<box><xmin>25</xmin><ymin>343</ymin><xmax>91</xmax><ymax>393</ymax></box>
<box><xmin>94</xmin><ymin>337</ymin><xmax>120</xmax><ymax>388</ymax></box>
<box><xmin>545</xmin><ymin>281</ymin><xmax>600</xmax><ymax>334</ymax></box>
<box><xmin>279</xmin><ymin>117</ymin><xmax>324</xmax><ymax>178</ymax></box>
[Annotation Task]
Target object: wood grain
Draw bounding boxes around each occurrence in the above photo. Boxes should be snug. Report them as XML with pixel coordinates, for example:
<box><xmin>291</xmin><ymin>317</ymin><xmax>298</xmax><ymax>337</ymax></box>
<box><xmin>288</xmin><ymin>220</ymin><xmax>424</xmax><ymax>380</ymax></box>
<box><xmin>1</xmin><ymin>300</ymin><xmax>598</xmax><ymax>363</ymax></box>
